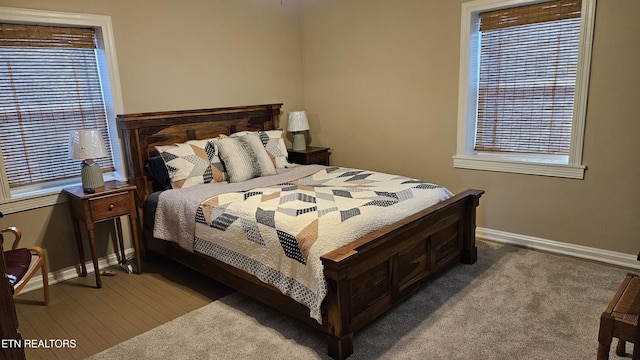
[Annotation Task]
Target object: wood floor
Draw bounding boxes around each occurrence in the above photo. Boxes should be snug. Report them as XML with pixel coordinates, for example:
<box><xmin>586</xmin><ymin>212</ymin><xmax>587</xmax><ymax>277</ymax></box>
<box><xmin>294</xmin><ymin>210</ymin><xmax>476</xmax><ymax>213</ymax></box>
<box><xmin>13</xmin><ymin>258</ymin><xmax>233</xmax><ymax>360</ymax></box>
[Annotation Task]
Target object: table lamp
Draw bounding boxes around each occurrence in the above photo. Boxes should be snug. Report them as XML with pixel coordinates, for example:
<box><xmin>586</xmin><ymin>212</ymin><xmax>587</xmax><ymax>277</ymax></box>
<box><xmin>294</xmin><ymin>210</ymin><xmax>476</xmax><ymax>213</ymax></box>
<box><xmin>287</xmin><ymin>111</ymin><xmax>310</xmax><ymax>151</ymax></box>
<box><xmin>68</xmin><ymin>129</ymin><xmax>108</xmax><ymax>190</ymax></box>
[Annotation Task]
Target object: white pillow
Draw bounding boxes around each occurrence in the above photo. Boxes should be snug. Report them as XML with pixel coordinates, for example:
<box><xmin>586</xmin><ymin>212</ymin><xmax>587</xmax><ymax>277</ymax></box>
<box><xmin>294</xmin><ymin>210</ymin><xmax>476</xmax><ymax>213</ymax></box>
<box><xmin>213</xmin><ymin>133</ymin><xmax>277</xmax><ymax>183</ymax></box>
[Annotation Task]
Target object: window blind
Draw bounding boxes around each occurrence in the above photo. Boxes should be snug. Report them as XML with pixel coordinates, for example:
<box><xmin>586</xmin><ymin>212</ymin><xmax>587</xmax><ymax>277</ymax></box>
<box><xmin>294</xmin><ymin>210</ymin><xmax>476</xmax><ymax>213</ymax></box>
<box><xmin>475</xmin><ymin>0</ymin><xmax>581</xmax><ymax>155</ymax></box>
<box><xmin>0</xmin><ymin>24</ymin><xmax>114</xmax><ymax>188</ymax></box>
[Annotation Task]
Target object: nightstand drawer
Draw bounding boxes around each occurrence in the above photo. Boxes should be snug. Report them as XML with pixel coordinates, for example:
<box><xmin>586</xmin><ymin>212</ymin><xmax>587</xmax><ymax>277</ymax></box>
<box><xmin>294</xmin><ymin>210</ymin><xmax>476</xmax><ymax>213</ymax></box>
<box><xmin>89</xmin><ymin>192</ymin><xmax>131</xmax><ymax>221</ymax></box>
<box><xmin>306</xmin><ymin>152</ymin><xmax>328</xmax><ymax>165</ymax></box>
<box><xmin>288</xmin><ymin>146</ymin><xmax>331</xmax><ymax>165</ymax></box>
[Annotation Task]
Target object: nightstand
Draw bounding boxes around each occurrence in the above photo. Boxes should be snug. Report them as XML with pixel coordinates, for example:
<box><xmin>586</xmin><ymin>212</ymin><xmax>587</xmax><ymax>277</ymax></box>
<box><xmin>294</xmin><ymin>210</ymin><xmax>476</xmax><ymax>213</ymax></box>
<box><xmin>64</xmin><ymin>180</ymin><xmax>142</xmax><ymax>288</ymax></box>
<box><xmin>288</xmin><ymin>146</ymin><xmax>331</xmax><ymax>165</ymax></box>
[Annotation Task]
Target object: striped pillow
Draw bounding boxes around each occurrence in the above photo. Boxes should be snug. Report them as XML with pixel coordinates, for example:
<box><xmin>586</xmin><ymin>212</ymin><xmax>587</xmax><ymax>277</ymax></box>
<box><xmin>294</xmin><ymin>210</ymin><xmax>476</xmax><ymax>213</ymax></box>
<box><xmin>213</xmin><ymin>133</ymin><xmax>277</xmax><ymax>183</ymax></box>
<box><xmin>228</xmin><ymin>129</ymin><xmax>290</xmax><ymax>168</ymax></box>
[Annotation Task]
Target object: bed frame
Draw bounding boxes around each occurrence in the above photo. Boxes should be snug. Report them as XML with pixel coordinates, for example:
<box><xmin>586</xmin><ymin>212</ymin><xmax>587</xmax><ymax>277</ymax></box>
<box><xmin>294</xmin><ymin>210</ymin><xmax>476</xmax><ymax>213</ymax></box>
<box><xmin>117</xmin><ymin>103</ymin><xmax>483</xmax><ymax>360</ymax></box>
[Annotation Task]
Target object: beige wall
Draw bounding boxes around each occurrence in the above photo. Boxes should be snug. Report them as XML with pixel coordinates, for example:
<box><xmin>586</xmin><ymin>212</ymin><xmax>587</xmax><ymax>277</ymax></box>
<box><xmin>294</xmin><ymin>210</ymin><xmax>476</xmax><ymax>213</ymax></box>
<box><xmin>0</xmin><ymin>0</ymin><xmax>304</xmax><ymax>271</ymax></box>
<box><xmin>1</xmin><ymin>0</ymin><xmax>638</xmax><ymax>275</ymax></box>
<box><xmin>300</xmin><ymin>0</ymin><xmax>640</xmax><ymax>255</ymax></box>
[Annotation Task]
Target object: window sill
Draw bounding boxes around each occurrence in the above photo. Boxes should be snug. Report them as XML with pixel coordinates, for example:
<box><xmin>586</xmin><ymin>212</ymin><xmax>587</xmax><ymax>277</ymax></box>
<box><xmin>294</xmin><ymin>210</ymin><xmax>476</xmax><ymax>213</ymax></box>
<box><xmin>1</xmin><ymin>173</ymin><xmax>125</xmax><ymax>215</ymax></box>
<box><xmin>453</xmin><ymin>155</ymin><xmax>586</xmax><ymax>179</ymax></box>
<box><xmin>0</xmin><ymin>191</ymin><xmax>68</xmax><ymax>215</ymax></box>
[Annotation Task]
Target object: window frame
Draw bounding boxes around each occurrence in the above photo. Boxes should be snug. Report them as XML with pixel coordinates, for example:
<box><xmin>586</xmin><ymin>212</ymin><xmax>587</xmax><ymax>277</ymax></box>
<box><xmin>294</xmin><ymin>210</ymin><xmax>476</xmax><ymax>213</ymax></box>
<box><xmin>454</xmin><ymin>0</ymin><xmax>596</xmax><ymax>179</ymax></box>
<box><xmin>0</xmin><ymin>7</ymin><xmax>125</xmax><ymax>213</ymax></box>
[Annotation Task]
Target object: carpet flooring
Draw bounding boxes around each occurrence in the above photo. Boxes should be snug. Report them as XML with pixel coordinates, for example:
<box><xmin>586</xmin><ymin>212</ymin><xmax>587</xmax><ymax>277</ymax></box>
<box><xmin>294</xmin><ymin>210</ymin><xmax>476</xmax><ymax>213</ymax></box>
<box><xmin>88</xmin><ymin>241</ymin><xmax>636</xmax><ymax>359</ymax></box>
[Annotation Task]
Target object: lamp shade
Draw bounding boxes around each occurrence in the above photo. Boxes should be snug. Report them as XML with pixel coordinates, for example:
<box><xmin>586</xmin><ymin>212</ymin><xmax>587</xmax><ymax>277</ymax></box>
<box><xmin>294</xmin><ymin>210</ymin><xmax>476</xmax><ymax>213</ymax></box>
<box><xmin>68</xmin><ymin>129</ymin><xmax>108</xmax><ymax>160</ymax></box>
<box><xmin>287</xmin><ymin>111</ymin><xmax>310</xmax><ymax>132</ymax></box>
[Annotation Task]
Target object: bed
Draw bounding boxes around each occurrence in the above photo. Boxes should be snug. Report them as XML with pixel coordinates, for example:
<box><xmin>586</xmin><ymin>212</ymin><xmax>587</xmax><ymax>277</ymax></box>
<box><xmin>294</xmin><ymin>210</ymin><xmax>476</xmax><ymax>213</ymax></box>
<box><xmin>117</xmin><ymin>103</ymin><xmax>483</xmax><ymax>360</ymax></box>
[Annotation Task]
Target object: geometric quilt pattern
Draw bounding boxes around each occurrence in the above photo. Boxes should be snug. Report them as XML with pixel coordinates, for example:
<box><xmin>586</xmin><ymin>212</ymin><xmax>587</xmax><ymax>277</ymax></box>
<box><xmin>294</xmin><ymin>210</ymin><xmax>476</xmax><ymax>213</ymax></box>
<box><xmin>193</xmin><ymin>166</ymin><xmax>453</xmax><ymax>323</ymax></box>
<box><xmin>156</xmin><ymin>138</ymin><xmax>227</xmax><ymax>189</ymax></box>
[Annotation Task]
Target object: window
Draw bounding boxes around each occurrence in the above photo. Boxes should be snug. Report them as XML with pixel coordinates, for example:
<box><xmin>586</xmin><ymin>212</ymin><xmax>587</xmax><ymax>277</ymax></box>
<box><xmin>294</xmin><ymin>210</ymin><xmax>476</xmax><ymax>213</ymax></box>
<box><xmin>0</xmin><ymin>7</ymin><xmax>124</xmax><ymax>213</ymax></box>
<box><xmin>0</xmin><ymin>24</ymin><xmax>115</xmax><ymax>187</ymax></box>
<box><xmin>454</xmin><ymin>0</ymin><xmax>596</xmax><ymax>179</ymax></box>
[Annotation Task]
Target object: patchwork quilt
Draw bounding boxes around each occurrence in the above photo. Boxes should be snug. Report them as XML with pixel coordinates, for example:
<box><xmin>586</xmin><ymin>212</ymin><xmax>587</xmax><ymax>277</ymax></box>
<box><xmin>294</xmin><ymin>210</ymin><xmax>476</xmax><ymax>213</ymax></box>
<box><xmin>192</xmin><ymin>167</ymin><xmax>453</xmax><ymax>323</ymax></box>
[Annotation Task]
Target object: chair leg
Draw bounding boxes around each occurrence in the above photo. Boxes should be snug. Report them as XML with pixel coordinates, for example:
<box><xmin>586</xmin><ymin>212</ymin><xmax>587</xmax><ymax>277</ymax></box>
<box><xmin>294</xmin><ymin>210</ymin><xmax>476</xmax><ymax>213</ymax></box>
<box><xmin>27</xmin><ymin>246</ymin><xmax>49</xmax><ymax>306</ymax></box>
<box><xmin>40</xmin><ymin>258</ymin><xmax>49</xmax><ymax>305</ymax></box>
<box><xmin>616</xmin><ymin>340</ymin><xmax>626</xmax><ymax>356</ymax></box>
<box><xmin>598</xmin><ymin>342</ymin><xmax>612</xmax><ymax>360</ymax></box>
<box><xmin>598</xmin><ymin>314</ymin><xmax>614</xmax><ymax>360</ymax></box>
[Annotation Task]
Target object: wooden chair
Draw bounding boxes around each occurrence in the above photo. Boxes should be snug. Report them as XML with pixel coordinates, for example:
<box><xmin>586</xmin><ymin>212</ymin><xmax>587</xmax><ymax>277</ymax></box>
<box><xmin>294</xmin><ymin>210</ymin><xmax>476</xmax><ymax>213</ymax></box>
<box><xmin>598</xmin><ymin>273</ymin><xmax>640</xmax><ymax>359</ymax></box>
<box><xmin>1</xmin><ymin>226</ymin><xmax>49</xmax><ymax>305</ymax></box>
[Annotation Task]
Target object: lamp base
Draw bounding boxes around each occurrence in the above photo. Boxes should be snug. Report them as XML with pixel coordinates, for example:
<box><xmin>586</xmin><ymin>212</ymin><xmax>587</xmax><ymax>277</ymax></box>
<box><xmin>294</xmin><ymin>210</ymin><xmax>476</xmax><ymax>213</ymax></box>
<box><xmin>81</xmin><ymin>160</ymin><xmax>105</xmax><ymax>189</ymax></box>
<box><xmin>291</xmin><ymin>132</ymin><xmax>307</xmax><ymax>151</ymax></box>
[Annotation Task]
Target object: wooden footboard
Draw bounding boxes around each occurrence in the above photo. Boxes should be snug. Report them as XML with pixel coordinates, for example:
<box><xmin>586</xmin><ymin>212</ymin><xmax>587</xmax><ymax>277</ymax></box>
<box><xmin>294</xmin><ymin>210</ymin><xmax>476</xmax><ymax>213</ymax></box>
<box><xmin>321</xmin><ymin>189</ymin><xmax>483</xmax><ymax>359</ymax></box>
<box><xmin>118</xmin><ymin>104</ymin><xmax>484</xmax><ymax>359</ymax></box>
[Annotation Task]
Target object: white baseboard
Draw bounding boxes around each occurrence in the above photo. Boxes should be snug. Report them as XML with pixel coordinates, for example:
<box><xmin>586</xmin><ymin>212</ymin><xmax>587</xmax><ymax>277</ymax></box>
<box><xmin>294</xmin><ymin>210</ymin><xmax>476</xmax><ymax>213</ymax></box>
<box><xmin>18</xmin><ymin>229</ymin><xmax>640</xmax><ymax>295</ymax></box>
<box><xmin>18</xmin><ymin>248</ymin><xmax>136</xmax><ymax>295</ymax></box>
<box><xmin>477</xmin><ymin>227</ymin><xmax>640</xmax><ymax>270</ymax></box>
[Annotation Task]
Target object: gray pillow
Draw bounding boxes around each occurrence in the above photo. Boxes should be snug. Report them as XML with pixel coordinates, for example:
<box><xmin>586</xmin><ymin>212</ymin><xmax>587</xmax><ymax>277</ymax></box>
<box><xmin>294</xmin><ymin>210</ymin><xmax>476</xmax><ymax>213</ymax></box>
<box><xmin>213</xmin><ymin>133</ymin><xmax>277</xmax><ymax>183</ymax></box>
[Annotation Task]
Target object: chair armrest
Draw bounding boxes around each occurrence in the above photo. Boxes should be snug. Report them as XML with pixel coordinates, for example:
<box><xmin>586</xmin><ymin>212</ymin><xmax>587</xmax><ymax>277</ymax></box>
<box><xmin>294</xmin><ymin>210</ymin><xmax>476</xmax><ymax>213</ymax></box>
<box><xmin>0</xmin><ymin>227</ymin><xmax>22</xmax><ymax>250</ymax></box>
<box><xmin>28</xmin><ymin>246</ymin><xmax>45</xmax><ymax>258</ymax></box>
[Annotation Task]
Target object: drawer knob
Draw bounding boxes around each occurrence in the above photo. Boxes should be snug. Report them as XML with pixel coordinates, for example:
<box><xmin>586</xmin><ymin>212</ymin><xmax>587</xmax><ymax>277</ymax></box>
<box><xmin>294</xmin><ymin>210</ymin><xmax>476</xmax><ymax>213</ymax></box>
<box><xmin>108</xmin><ymin>204</ymin><xmax>115</xmax><ymax>211</ymax></box>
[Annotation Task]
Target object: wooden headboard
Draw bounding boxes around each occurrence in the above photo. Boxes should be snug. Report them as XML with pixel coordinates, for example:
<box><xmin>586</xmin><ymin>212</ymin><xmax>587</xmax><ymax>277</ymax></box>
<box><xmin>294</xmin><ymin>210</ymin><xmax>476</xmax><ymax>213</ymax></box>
<box><xmin>117</xmin><ymin>103</ymin><xmax>283</xmax><ymax>204</ymax></box>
